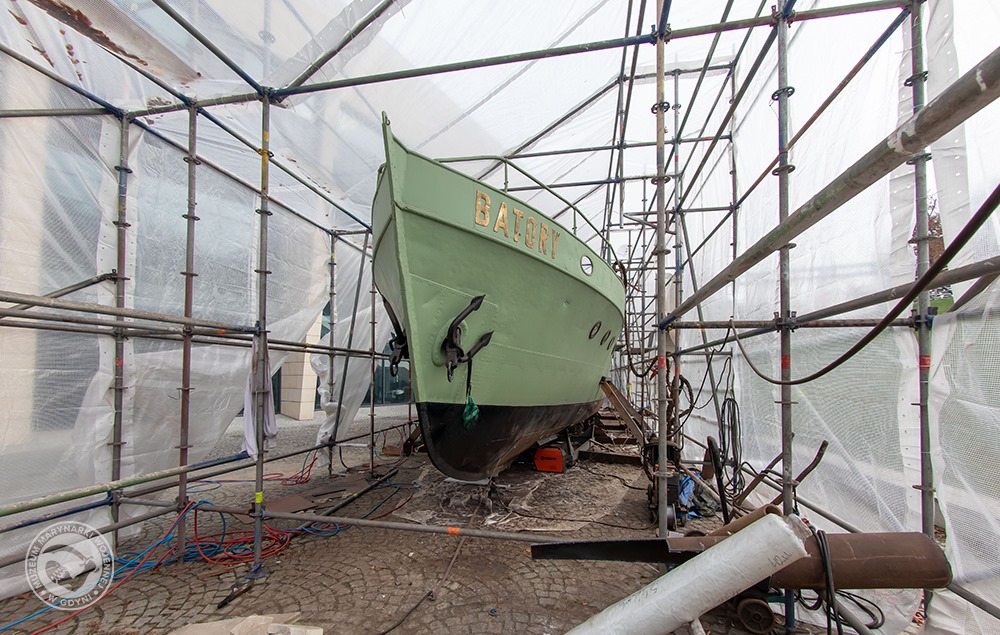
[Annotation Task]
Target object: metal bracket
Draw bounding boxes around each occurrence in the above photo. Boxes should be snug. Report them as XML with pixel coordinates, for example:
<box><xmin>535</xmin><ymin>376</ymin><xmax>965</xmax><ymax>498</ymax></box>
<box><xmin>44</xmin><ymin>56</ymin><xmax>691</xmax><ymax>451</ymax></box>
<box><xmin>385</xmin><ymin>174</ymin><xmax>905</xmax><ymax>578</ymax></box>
<box><xmin>773</xmin><ymin>310</ymin><xmax>797</xmax><ymax>331</ymax></box>
<box><xmin>772</xmin><ymin>163</ymin><xmax>796</xmax><ymax>176</ymax></box>
<box><xmin>904</xmin><ymin>70</ymin><xmax>929</xmax><ymax>87</ymax></box>
<box><xmin>651</xmin><ymin>101</ymin><xmax>671</xmax><ymax>114</ymax></box>
<box><xmin>907</xmin><ymin>152</ymin><xmax>932</xmax><ymax>165</ymax></box>
<box><xmin>771</xmin><ymin>86</ymin><xmax>795</xmax><ymax>101</ymax></box>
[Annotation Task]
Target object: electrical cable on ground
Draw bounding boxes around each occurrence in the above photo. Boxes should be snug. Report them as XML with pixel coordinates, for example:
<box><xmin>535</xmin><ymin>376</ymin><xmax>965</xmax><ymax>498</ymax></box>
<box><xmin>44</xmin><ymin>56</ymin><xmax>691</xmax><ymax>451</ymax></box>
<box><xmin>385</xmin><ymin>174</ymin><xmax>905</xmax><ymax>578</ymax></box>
<box><xmin>377</xmin><ymin>490</ymin><xmax>487</xmax><ymax>635</ymax></box>
<box><xmin>3</xmin><ymin>471</ymin><xmax>421</xmax><ymax>634</ymax></box>
<box><xmin>576</xmin><ymin>462</ymin><xmax>647</xmax><ymax>491</ymax></box>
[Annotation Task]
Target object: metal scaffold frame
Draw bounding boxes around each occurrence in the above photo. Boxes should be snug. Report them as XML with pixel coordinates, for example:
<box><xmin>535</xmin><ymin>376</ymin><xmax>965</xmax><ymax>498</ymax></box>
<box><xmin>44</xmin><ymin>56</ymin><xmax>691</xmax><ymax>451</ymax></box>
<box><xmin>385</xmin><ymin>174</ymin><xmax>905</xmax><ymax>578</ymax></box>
<box><xmin>1</xmin><ymin>0</ymin><xmax>1000</xmax><ymax>627</ymax></box>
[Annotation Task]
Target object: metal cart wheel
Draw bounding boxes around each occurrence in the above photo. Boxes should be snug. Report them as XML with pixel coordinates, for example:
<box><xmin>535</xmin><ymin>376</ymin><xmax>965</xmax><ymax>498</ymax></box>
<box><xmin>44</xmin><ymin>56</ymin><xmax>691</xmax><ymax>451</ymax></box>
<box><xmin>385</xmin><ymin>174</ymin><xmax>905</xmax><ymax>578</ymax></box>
<box><xmin>736</xmin><ymin>597</ymin><xmax>778</xmax><ymax>635</ymax></box>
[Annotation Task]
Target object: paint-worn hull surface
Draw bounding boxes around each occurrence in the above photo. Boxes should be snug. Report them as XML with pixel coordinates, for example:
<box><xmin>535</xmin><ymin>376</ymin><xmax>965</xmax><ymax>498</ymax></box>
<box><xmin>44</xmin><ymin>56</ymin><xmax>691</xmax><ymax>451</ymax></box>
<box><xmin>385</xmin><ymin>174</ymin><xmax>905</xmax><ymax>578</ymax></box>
<box><xmin>372</xmin><ymin>115</ymin><xmax>624</xmax><ymax>480</ymax></box>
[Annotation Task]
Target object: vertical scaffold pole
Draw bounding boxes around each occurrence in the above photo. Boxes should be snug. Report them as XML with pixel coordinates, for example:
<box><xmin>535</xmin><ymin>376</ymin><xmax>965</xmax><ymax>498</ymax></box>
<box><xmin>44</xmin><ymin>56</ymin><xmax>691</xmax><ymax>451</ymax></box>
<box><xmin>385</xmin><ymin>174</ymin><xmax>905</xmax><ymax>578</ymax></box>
<box><xmin>331</xmin><ymin>231</ymin><xmax>371</xmax><ymax>444</ymax></box>
<box><xmin>909</xmin><ymin>0</ymin><xmax>935</xmax><ymax>607</ymax></box>
<box><xmin>327</xmin><ymin>235</ymin><xmax>337</xmax><ymax>475</ymax></box>
<box><xmin>369</xmin><ymin>260</ymin><xmax>377</xmax><ymax>475</ymax></box>
<box><xmin>729</xmin><ymin>65</ymin><xmax>739</xmax><ymax>301</ymax></box>
<box><xmin>776</xmin><ymin>3</ymin><xmax>796</xmax><ymax>630</ymax></box>
<box><xmin>655</xmin><ymin>0</ymin><xmax>670</xmax><ymax>532</ymax></box>
<box><xmin>251</xmin><ymin>92</ymin><xmax>272</xmax><ymax>575</ymax></box>
<box><xmin>670</xmin><ymin>69</ymin><xmax>686</xmax><ymax>450</ymax></box>
<box><xmin>111</xmin><ymin>115</ymin><xmax>131</xmax><ymax>537</ymax></box>
<box><xmin>177</xmin><ymin>103</ymin><xmax>199</xmax><ymax>551</ymax></box>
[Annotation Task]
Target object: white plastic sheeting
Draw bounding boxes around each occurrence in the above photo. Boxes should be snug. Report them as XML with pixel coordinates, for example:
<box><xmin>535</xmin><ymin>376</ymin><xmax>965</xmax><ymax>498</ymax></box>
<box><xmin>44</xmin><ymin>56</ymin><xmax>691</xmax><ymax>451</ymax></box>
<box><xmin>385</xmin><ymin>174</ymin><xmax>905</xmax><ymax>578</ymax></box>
<box><xmin>310</xmin><ymin>241</ymin><xmax>394</xmax><ymax>454</ymax></box>
<box><xmin>566</xmin><ymin>514</ymin><xmax>810</xmax><ymax>635</ymax></box>
<box><xmin>0</xmin><ymin>0</ymin><xmax>997</xmax><ymax>631</ymax></box>
<box><xmin>674</xmin><ymin>4</ymin><xmax>966</xmax><ymax>633</ymax></box>
<box><xmin>0</xmin><ymin>93</ymin><xmax>327</xmax><ymax>599</ymax></box>
<box><xmin>923</xmin><ymin>0</ymin><xmax>1000</xmax><ymax>632</ymax></box>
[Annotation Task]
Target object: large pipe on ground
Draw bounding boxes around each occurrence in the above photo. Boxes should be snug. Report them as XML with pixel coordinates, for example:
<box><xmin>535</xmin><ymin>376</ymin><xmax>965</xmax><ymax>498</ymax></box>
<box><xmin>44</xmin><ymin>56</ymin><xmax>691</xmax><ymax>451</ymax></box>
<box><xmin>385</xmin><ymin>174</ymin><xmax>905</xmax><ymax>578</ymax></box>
<box><xmin>564</xmin><ymin>514</ymin><xmax>809</xmax><ymax>635</ymax></box>
<box><xmin>533</xmin><ymin>530</ymin><xmax>951</xmax><ymax>591</ymax></box>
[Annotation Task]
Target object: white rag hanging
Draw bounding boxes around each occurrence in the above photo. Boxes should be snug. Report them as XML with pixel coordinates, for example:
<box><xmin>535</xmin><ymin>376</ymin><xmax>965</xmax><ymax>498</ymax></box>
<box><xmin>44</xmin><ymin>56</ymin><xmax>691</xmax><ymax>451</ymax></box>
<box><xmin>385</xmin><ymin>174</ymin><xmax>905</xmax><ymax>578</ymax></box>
<box><xmin>242</xmin><ymin>334</ymin><xmax>277</xmax><ymax>460</ymax></box>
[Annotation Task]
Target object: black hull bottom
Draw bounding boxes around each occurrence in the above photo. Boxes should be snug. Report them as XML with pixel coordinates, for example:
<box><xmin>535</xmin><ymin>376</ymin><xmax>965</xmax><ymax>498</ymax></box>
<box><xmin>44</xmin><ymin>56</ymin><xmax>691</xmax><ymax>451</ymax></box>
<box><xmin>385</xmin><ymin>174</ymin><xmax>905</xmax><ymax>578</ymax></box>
<box><xmin>417</xmin><ymin>400</ymin><xmax>602</xmax><ymax>480</ymax></box>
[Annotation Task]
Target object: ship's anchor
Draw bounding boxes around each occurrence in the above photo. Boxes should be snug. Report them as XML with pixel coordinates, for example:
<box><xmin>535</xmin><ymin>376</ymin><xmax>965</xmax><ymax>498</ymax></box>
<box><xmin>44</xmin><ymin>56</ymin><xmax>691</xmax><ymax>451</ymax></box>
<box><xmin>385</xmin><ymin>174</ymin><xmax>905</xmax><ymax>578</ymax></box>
<box><xmin>443</xmin><ymin>294</ymin><xmax>494</xmax><ymax>382</ymax></box>
<box><xmin>382</xmin><ymin>297</ymin><xmax>409</xmax><ymax>377</ymax></box>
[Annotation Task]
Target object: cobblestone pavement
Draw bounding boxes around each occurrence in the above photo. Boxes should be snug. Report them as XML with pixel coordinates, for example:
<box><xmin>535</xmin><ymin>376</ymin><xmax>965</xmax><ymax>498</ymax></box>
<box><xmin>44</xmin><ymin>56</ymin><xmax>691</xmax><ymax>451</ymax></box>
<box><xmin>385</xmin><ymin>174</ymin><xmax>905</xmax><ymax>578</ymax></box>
<box><xmin>0</xmin><ymin>407</ymin><xmax>798</xmax><ymax>635</ymax></box>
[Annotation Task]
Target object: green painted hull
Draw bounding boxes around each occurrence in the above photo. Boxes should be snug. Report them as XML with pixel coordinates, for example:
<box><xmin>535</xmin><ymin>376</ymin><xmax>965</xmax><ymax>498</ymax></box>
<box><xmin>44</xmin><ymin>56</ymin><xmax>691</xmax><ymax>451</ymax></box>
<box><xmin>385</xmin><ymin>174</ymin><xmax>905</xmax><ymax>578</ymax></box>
<box><xmin>372</xmin><ymin>117</ymin><xmax>624</xmax><ymax>479</ymax></box>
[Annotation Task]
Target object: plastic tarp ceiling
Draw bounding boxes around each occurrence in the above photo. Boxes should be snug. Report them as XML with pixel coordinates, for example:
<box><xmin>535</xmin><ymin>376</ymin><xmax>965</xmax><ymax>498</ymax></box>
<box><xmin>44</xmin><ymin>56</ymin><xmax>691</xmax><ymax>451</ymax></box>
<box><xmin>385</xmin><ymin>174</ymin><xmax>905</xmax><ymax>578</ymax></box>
<box><xmin>0</xmin><ymin>1</ymin><xmax>999</xmax><ymax>633</ymax></box>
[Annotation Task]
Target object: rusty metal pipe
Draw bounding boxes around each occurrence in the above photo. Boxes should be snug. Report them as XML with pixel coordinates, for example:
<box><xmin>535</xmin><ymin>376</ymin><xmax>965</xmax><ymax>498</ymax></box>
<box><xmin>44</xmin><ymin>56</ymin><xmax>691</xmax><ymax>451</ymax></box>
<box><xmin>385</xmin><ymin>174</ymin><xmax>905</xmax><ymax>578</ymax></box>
<box><xmin>534</xmin><ymin>532</ymin><xmax>951</xmax><ymax>591</ymax></box>
<box><xmin>707</xmin><ymin>504</ymin><xmax>781</xmax><ymax>537</ymax></box>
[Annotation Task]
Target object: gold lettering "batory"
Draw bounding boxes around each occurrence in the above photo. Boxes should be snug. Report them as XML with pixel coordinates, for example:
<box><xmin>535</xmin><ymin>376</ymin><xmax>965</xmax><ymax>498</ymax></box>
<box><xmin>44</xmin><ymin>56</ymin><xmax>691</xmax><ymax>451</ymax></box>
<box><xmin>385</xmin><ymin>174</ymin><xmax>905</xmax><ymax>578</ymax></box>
<box><xmin>474</xmin><ymin>191</ymin><xmax>559</xmax><ymax>260</ymax></box>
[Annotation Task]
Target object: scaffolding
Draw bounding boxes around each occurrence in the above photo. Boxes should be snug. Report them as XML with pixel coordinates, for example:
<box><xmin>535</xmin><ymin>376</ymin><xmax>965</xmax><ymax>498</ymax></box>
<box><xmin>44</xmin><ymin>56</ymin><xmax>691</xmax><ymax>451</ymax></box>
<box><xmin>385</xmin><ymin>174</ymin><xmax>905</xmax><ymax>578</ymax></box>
<box><xmin>1</xmin><ymin>1</ymin><xmax>999</xmax><ymax>632</ymax></box>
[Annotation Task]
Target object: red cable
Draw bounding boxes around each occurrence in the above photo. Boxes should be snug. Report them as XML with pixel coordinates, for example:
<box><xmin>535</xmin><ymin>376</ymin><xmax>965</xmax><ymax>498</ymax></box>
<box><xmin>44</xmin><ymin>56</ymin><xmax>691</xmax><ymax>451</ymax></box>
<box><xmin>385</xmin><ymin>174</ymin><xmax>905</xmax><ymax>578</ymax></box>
<box><xmin>30</xmin><ymin>502</ymin><xmax>198</xmax><ymax>635</ymax></box>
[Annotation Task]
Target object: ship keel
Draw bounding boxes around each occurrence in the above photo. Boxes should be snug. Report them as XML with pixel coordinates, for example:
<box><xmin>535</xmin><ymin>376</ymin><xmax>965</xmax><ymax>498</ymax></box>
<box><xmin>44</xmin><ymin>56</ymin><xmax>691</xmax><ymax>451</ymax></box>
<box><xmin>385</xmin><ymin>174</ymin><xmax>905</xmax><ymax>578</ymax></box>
<box><xmin>417</xmin><ymin>400</ymin><xmax>601</xmax><ymax>481</ymax></box>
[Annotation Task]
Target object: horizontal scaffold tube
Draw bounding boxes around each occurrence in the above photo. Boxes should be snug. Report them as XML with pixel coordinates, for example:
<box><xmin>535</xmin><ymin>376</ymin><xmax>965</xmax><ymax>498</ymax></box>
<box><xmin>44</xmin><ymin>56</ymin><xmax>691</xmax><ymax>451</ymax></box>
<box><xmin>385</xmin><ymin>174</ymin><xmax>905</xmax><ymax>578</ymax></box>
<box><xmin>670</xmin><ymin>318</ymin><xmax>912</xmax><ymax>329</ymax></box>
<box><xmin>256</xmin><ymin>509</ymin><xmax>566</xmax><ymax>544</ymax></box>
<box><xmin>0</xmin><ymin>289</ymin><xmax>255</xmax><ymax>333</ymax></box>
<box><xmin>676</xmin><ymin>255</ymin><xmax>1000</xmax><ymax>355</ymax></box>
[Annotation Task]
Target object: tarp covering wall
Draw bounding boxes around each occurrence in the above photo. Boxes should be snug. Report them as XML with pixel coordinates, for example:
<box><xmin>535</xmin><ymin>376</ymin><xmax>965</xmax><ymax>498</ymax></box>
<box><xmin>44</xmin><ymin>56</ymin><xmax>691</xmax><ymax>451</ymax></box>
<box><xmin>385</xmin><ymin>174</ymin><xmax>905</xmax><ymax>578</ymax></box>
<box><xmin>0</xmin><ymin>1</ymin><xmax>998</xmax><ymax>632</ymax></box>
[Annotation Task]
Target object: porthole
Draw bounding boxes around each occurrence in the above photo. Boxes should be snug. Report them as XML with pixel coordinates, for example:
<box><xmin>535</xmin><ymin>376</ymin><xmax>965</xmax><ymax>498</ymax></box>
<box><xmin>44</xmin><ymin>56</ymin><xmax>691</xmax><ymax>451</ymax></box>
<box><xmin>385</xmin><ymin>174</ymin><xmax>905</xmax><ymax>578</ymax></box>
<box><xmin>581</xmin><ymin>255</ymin><xmax>593</xmax><ymax>276</ymax></box>
<box><xmin>600</xmin><ymin>330</ymin><xmax>611</xmax><ymax>346</ymax></box>
<box><xmin>589</xmin><ymin>321</ymin><xmax>602</xmax><ymax>339</ymax></box>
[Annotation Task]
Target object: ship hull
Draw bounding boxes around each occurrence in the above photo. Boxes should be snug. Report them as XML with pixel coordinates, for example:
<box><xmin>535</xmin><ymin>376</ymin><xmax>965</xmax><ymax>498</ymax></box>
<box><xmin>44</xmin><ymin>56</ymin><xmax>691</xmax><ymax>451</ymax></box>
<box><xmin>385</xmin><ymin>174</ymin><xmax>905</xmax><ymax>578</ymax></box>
<box><xmin>372</xmin><ymin>116</ymin><xmax>624</xmax><ymax>480</ymax></box>
<box><xmin>418</xmin><ymin>400</ymin><xmax>603</xmax><ymax>481</ymax></box>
